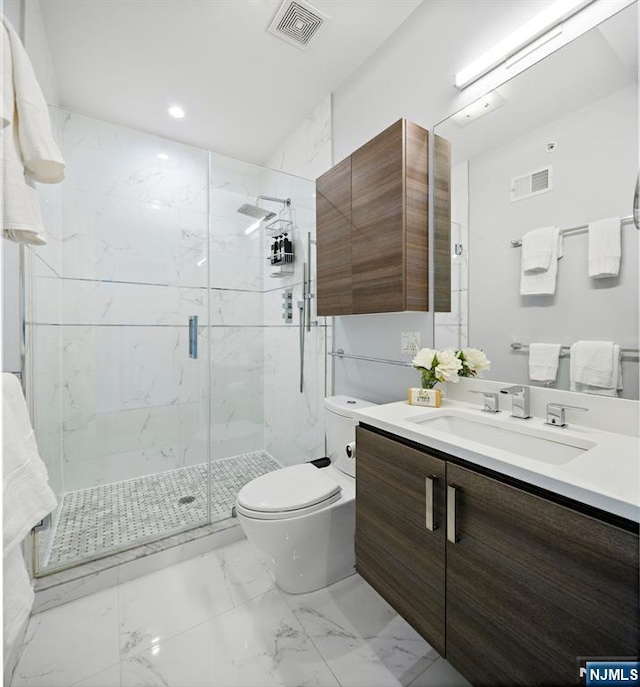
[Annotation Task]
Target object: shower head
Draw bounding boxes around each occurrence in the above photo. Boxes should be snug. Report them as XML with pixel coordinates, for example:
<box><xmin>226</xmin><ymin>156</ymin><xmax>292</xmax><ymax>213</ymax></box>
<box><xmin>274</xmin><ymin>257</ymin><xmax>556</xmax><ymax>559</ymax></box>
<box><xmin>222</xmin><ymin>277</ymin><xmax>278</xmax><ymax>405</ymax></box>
<box><xmin>236</xmin><ymin>195</ymin><xmax>291</xmax><ymax>222</ymax></box>
<box><xmin>237</xmin><ymin>204</ymin><xmax>277</xmax><ymax>221</ymax></box>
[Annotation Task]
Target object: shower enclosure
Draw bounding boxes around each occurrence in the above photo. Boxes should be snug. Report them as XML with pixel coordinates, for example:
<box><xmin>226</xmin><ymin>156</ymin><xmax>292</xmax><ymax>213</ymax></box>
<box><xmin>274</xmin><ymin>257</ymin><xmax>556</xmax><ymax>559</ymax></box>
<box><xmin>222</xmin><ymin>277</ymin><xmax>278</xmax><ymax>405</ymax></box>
<box><xmin>26</xmin><ymin>108</ymin><xmax>329</xmax><ymax>576</ymax></box>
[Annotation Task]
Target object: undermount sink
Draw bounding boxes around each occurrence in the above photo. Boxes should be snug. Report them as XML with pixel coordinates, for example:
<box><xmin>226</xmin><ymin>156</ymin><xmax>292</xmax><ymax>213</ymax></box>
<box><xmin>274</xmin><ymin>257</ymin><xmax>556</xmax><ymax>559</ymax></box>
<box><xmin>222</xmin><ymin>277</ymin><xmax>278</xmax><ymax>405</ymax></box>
<box><xmin>410</xmin><ymin>412</ymin><xmax>596</xmax><ymax>465</ymax></box>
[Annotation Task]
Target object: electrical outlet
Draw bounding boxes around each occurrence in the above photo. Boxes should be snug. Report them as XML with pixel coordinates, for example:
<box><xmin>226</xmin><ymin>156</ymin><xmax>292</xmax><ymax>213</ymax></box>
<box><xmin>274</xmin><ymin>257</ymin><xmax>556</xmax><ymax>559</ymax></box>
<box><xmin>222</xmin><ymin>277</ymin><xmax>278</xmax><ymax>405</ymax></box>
<box><xmin>401</xmin><ymin>331</ymin><xmax>420</xmax><ymax>355</ymax></box>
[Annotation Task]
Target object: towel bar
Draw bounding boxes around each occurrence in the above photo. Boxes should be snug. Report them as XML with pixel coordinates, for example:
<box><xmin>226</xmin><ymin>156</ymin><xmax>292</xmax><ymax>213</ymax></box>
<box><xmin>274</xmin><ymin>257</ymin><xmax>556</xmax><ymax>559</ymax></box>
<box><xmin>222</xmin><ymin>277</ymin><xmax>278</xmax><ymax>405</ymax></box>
<box><xmin>511</xmin><ymin>216</ymin><xmax>635</xmax><ymax>247</ymax></box>
<box><xmin>510</xmin><ymin>342</ymin><xmax>639</xmax><ymax>360</ymax></box>
<box><xmin>329</xmin><ymin>349</ymin><xmax>413</xmax><ymax>367</ymax></box>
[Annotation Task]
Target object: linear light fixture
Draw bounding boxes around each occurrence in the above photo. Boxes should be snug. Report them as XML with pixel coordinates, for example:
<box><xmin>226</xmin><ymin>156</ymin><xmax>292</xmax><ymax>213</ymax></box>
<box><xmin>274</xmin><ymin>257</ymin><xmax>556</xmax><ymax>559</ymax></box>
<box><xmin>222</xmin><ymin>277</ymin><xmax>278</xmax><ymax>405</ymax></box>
<box><xmin>454</xmin><ymin>0</ymin><xmax>595</xmax><ymax>90</ymax></box>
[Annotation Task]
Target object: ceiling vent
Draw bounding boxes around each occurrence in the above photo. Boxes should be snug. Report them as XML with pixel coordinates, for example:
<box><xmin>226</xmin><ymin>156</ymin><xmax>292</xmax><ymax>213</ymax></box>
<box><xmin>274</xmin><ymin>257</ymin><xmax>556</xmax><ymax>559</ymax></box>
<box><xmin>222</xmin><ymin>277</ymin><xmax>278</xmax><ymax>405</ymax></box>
<box><xmin>267</xmin><ymin>0</ymin><xmax>330</xmax><ymax>50</ymax></box>
<box><xmin>511</xmin><ymin>166</ymin><xmax>553</xmax><ymax>202</ymax></box>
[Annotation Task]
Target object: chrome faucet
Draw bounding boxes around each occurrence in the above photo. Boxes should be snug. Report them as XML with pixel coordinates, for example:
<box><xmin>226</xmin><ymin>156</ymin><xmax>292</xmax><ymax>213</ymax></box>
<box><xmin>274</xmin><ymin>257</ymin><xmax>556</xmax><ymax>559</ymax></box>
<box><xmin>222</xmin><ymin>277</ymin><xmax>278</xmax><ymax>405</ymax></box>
<box><xmin>468</xmin><ymin>390</ymin><xmax>500</xmax><ymax>413</ymax></box>
<box><xmin>499</xmin><ymin>385</ymin><xmax>531</xmax><ymax>419</ymax></box>
<box><xmin>545</xmin><ymin>403</ymin><xmax>588</xmax><ymax>427</ymax></box>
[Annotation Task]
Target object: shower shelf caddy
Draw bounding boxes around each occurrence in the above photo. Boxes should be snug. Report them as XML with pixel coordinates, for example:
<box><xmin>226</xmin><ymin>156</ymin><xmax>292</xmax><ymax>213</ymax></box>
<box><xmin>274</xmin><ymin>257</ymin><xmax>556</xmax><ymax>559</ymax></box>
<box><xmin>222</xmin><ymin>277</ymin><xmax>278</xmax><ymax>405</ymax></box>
<box><xmin>266</xmin><ymin>218</ymin><xmax>294</xmax><ymax>278</ymax></box>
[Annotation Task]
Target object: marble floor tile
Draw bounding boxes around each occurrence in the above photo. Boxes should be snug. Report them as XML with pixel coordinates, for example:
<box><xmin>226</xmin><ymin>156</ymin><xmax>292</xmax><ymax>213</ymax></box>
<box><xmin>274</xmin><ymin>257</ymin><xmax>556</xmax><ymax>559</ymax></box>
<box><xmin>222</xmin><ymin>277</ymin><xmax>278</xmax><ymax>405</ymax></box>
<box><xmin>12</xmin><ymin>587</ymin><xmax>120</xmax><ymax>687</ymax></box>
<box><xmin>408</xmin><ymin>657</ymin><xmax>471</xmax><ymax>687</ymax></box>
<box><xmin>118</xmin><ymin>539</ymin><xmax>273</xmax><ymax>659</ymax></box>
<box><xmin>120</xmin><ymin>588</ymin><xmax>340</xmax><ymax>687</ymax></box>
<box><xmin>284</xmin><ymin>574</ymin><xmax>438</xmax><ymax>687</ymax></box>
<box><xmin>13</xmin><ymin>539</ymin><xmax>472</xmax><ymax>687</ymax></box>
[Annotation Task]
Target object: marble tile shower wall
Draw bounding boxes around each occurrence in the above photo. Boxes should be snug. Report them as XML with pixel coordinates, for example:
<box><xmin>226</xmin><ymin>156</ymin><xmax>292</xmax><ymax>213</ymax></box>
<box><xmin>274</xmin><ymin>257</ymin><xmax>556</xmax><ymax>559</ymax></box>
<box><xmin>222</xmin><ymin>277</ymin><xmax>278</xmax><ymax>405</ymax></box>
<box><xmin>259</xmin><ymin>171</ymin><xmax>328</xmax><ymax>466</ymax></box>
<box><xmin>28</xmin><ymin>109</ymin><xmax>327</xmax><ymax>503</ymax></box>
<box><xmin>209</xmin><ymin>155</ymin><xmax>328</xmax><ymax>467</ymax></box>
<box><xmin>434</xmin><ymin>162</ymin><xmax>469</xmax><ymax>350</ymax></box>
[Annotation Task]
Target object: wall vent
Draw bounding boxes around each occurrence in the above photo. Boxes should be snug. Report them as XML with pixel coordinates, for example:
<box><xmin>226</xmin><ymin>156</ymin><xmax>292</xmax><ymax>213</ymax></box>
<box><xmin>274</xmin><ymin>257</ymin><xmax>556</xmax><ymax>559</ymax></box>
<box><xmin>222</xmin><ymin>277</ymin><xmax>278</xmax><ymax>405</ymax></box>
<box><xmin>267</xmin><ymin>0</ymin><xmax>330</xmax><ymax>50</ymax></box>
<box><xmin>510</xmin><ymin>166</ymin><xmax>553</xmax><ymax>202</ymax></box>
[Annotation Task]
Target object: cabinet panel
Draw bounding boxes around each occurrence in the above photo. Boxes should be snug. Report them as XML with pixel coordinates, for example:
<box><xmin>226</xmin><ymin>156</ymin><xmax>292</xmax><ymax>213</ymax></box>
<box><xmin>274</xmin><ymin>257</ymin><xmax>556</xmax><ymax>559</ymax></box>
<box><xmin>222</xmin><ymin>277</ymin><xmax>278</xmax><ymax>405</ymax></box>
<box><xmin>355</xmin><ymin>427</ymin><xmax>446</xmax><ymax>655</ymax></box>
<box><xmin>433</xmin><ymin>135</ymin><xmax>451</xmax><ymax>313</ymax></box>
<box><xmin>446</xmin><ymin>463</ymin><xmax>639</xmax><ymax>687</ymax></box>
<box><xmin>316</xmin><ymin>157</ymin><xmax>353</xmax><ymax>316</ymax></box>
<box><xmin>351</xmin><ymin>120</ymin><xmax>405</xmax><ymax>314</ymax></box>
<box><xmin>405</xmin><ymin>121</ymin><xmax>430</xmax><ymax>312</ymax></box>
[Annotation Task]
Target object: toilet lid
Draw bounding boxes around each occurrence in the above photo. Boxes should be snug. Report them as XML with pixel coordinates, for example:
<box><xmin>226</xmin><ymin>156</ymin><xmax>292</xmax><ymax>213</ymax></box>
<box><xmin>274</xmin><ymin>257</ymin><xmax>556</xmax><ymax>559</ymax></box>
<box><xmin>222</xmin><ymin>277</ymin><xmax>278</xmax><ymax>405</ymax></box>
<box><xmin>237</xmin><ymin>463</ymin><xmax>341</xmax><ymax>513</ymax></box>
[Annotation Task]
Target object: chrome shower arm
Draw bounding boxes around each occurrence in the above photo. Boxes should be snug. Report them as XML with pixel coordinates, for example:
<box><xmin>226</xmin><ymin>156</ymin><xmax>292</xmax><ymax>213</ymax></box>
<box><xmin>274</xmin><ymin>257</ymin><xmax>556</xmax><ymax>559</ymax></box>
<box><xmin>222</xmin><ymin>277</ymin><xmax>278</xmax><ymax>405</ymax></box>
<box><xmin>257</xmin><ymin>195</ymin><xmax>291</xmax><ymax>207</ymax></box>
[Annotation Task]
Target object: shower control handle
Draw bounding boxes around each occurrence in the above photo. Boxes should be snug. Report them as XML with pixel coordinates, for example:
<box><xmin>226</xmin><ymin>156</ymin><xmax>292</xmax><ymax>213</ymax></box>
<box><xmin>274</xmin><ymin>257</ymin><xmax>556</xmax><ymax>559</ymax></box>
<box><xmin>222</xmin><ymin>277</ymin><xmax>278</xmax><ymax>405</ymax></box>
<box><xmin>188</xmin><ymin>316</ymin><xmax>198</xmax><ymax>359</ymax></box>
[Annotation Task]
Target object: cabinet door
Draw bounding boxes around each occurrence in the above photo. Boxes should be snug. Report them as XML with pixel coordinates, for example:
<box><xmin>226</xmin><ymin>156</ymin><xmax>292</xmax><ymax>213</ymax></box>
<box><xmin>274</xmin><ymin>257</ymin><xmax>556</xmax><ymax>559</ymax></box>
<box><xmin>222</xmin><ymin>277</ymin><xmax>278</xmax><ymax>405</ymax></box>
<box><xmin>446</xmin><ymin>463</ymin><xmax>639</xmax><ymax>687</ymax></box>
<box><xmin>355</xmin><ymin>427</ymin><xmax>446</xmax><ymax>655</ymax></box>
<box><xmin>316</xmin><ymin>157</ymin><xmax>353</xmax><ymax>316</ymax></box>
<box><xmin>351</xmin><ymin>120</ymin><xmax>405</xmax><ymax>313</ymax></box>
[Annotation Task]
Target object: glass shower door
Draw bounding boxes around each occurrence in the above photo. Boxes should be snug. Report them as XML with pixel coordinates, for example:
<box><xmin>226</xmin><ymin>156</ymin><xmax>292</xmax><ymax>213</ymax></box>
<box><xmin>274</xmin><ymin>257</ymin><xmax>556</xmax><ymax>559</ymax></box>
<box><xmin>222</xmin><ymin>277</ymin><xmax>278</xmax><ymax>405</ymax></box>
<box><xmin>29</xmin><ymin>109</ymin><xmax>211</xmax><ymax>574</ymax></box>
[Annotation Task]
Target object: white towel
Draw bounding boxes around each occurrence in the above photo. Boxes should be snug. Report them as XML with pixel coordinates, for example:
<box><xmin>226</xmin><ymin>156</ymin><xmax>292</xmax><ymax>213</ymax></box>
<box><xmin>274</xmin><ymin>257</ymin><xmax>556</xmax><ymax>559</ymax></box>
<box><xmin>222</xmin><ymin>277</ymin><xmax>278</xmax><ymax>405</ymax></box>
<box><xmin>1</xmin><ymin>16</ymin><xmax>65</xmax><ymax>182</ymax></box>
<box><xmin>569</xmin><ymin>341</ymin><xmax>622</xmax><ymax>396</ymax></box>
<box><xmin>588</xmin><ymin>217</ymin><xmax>621</xmax><ymax>278</ymax></box>
<box><xmin>528</xmin><ymin>343</ymin><xmax>561</xmax><ymax>383</ymax></box>
<box><xmin>3</xmin><ymin>547</ymin><xmax>34</xmax><ymax>654</ymax></box>
<box><xmin>1</xmin><ymin>16</ymin><xmax>65</xmax><ymax>246</ymax></box>
<box><xmin>521</xmin><ymin>226</ymin><xmax>558</xmax><ymax>273</ymax></box>
<box><xmin>3</xmin><ymin>373</ymin><xmax>57</xmax><ymax>553</ymax></box>
<box><xmin>520</xmin><ymin>227</ymin><xmax>562</xmax><ymax>295</ymax></box>
<box><xmin>3</xmin><ymin>373</ymin><xmax>57</xmax><ymax>669</ymax></box>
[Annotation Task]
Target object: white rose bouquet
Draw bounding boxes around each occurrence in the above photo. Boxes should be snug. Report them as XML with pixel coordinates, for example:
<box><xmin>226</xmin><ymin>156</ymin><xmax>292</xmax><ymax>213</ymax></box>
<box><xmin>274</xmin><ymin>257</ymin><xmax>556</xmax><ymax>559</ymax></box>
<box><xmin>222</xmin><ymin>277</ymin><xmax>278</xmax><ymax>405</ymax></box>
<box><xmin>457</xmin><ymin>348</ymin><xmax>491</xmax><ymax>378</ymax></box>
<box><xmin>412</xmin><ymin>347</ymin><xmax>490</xmax><ymax>388</ymax></box>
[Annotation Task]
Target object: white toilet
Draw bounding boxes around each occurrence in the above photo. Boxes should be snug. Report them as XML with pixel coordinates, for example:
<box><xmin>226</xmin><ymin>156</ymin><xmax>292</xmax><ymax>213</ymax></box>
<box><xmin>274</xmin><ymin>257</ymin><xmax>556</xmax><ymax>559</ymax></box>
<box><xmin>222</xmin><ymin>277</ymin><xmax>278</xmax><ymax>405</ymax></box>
<box><xmin>235</xmin><ymin>395</ymin><xmax>376</xmax><ymax>594</ymax></box>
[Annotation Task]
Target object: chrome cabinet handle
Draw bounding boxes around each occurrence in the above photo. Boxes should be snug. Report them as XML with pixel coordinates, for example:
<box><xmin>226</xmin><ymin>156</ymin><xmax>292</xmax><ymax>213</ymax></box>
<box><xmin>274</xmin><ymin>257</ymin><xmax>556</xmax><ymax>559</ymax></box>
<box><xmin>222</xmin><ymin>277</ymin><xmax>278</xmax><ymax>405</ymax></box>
<box><xmin>425</xmin><ymin>475</ymin><xmax>438</xmax><ymax>532</ymax></box>
<box><xmin>188</xmin><ymin>315</ymin><xmax>198</xmax><ymax>359</ymax></box>
<box><xmin>447</xmin><ymin>485</ymin><xmax>458</xmax><ymax>543</ymax></box>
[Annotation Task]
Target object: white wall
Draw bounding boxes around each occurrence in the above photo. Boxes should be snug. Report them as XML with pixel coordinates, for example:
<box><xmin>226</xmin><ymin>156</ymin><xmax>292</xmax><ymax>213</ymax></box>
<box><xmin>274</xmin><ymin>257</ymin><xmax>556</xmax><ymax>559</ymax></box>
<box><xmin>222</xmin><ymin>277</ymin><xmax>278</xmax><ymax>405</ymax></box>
<box><xmin>469</xmin><ymin>85</ymin><xmax>638</xmax><ymax>399</ymax></box>
<box><xmin>2</xmin><ymin>0</ymin><xmax>60</xmax><ymax>373</ymax></box>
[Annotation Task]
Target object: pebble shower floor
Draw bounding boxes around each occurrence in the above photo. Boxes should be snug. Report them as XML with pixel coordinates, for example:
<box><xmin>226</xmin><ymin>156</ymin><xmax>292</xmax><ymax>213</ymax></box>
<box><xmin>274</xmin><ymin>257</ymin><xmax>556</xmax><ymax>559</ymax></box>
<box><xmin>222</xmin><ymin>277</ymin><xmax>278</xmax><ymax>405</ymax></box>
<box><xmin>45</xmin><ymin>451</ymin><xmax>281</xmax><ymax>568</ymax></box>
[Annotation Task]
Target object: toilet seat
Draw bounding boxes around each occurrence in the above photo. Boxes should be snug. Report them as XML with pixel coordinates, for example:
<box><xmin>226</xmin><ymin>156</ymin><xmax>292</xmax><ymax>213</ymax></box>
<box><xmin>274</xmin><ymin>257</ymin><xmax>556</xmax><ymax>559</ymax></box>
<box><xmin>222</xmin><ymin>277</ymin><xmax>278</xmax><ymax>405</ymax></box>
<box><xmin>236</xmin><ymin>463</ymin><xmax>342</xmax><ymax>521</ymax></box>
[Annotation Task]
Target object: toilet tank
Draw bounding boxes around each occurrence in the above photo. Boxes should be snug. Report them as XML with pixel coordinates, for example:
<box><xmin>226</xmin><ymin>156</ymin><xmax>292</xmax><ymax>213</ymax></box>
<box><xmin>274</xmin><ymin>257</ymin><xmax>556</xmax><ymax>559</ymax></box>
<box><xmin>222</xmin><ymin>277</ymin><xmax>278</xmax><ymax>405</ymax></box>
<box><xmin>324</xmin><ymin>396</ymin><xmax>377</xmax><ymax>477</ymax></box>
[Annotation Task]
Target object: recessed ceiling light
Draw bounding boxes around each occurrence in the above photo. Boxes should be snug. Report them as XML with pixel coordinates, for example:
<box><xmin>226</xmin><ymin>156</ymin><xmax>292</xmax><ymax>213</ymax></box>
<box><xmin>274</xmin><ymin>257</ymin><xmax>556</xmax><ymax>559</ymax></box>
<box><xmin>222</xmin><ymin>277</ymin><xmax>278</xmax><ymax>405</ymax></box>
<box><xmin>157</xmin><ymin>152</ymin><xmax>169</xmax><ymax>160</ymax></box>
<box><xmin>168</xmin><ymin>105</ymin><xmax>185</xmax><ymax>119</ymax></box>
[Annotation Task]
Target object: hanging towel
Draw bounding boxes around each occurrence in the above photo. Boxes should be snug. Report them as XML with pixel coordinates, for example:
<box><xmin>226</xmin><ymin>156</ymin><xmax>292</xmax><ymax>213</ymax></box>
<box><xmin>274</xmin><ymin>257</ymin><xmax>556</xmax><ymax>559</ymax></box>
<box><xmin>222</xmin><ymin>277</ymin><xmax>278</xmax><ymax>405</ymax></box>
<box><xmin>3</xmin><ymin>373</ymin><xmax>57</xmax><ymax>668</ymax></box>
<box><xmin>528</xmin><ymin>343</ymin><xmax>561</xmax><ymax>383</ymax></box>
<box><xmin>520</xmin><ymin>226</ymin><xmax>562</xmax><ymax>296</ymax></box>
<box><xmin>588</xmin><ymin>217</ymin><xmax>621</xmax><ymax>278</ymax></box>
<box><xmin>1</xmin><ymin>16</ymin><xmax>65</xmax><ymax>245</ymax></box>
<box><xmin>3</xmin><ymin>547</ymin><xmax>34</xmax><ymax>656</ymax></box>
<box><xmin>1</xmin><ymin>16</ymin><xmax>65</xmax><ymax>182</ymax></box>
<box><xmin>3</xmin><ymin>373</ymin><xmax>57</xmax><ymax>553</ymax></box>
<box><xmin>521</xmin><ymin>226</ymin><xmax>558</xmax><ymax>273</ymax></box>
<box><xmin>569</xmin><ymin>341</ymin><xmax>622</xmax><ymax>396</ymax></box>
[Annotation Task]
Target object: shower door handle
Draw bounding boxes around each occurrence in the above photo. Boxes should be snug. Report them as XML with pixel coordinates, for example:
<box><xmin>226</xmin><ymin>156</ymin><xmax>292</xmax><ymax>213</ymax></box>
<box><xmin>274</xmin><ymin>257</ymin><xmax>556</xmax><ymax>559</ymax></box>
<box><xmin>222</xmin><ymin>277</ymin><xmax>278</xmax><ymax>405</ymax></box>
<box><xmin>188</xmin><ymin>316</ymin><xmax>198</xmax><ymax>359</ymax></box>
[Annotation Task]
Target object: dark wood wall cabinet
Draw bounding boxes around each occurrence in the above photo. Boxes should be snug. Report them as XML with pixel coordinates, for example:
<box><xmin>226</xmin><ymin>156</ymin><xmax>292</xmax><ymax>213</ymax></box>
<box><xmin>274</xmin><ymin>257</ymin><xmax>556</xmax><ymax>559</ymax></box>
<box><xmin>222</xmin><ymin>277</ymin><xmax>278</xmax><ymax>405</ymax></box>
<box><xmin>355</xmin><ymin>425</ymin><xmax>639</xmax><ymax>687</ymax></box>
<box><xmin>317</xmin><ymin>119</ymin><xmax>446</xmax><ymax>316</ymax></box>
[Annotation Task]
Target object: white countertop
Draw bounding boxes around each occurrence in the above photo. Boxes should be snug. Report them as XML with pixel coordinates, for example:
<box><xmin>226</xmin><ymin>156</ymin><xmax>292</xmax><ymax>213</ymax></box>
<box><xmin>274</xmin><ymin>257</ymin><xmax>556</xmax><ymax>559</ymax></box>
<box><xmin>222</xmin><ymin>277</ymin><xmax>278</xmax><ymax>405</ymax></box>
<box><xmin>353</xmin><ymin>399</ymin><xmax>640</xmax><ymax>523</ymax></box>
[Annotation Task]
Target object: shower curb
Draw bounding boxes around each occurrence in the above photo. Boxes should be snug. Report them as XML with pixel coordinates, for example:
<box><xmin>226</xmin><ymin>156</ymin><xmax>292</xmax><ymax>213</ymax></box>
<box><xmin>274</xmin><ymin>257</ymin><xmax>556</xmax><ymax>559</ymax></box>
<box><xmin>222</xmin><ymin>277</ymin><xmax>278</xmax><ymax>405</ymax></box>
<box><xmin>32</xmin><ymin>520</ymin><xmax>244</xmax><ymax>614</ymax></box>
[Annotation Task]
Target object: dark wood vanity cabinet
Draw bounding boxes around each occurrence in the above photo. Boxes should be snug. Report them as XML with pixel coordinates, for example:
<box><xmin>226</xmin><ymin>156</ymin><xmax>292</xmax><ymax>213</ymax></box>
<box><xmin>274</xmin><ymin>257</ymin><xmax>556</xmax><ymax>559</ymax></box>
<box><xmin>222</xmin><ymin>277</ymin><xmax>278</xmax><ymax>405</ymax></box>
<box><xmin>316</xmin><ymin>119</ymin><xmax>430</xmax><ymax>316</ymax></box>
<box><xmin>355</xmin><ymin>426</ymin><xmax>639</xmax><ymax>687</ymax></box>
<box><xmin>355</xmin><ymin>426</ymin><xmax>446</xmax><ymax>655</ymax></box>
<box><xmin>446</xmin><ymin>463</ymin><xmax>639</xmax><ymax>687</ymax></box>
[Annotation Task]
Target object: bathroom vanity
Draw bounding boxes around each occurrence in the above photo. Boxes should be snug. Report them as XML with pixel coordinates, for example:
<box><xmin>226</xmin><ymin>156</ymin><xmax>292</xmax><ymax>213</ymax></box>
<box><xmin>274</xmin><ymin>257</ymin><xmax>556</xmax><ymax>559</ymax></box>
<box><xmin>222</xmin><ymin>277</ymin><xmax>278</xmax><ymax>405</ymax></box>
<box><xmin>353</xmin><ymin>402</ymin><xmax>639</xmax><ymax>687</ymax></box>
